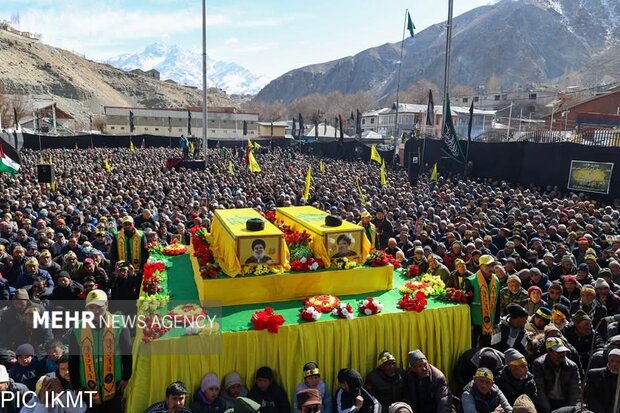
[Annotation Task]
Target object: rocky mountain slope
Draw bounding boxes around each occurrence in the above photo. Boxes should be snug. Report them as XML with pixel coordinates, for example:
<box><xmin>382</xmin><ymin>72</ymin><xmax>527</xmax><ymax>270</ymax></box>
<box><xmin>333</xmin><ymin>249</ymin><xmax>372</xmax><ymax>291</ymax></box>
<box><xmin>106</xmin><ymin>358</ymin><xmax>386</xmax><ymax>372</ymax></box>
<box><xmin>255</xmin><ymin>0</ymin><xmax>620</xmax><ymax>104</ymax></box>
<box><xmin>0</xmin><ymin>29</ymin><xmax>237</xmax><ymax>119</ymax></box>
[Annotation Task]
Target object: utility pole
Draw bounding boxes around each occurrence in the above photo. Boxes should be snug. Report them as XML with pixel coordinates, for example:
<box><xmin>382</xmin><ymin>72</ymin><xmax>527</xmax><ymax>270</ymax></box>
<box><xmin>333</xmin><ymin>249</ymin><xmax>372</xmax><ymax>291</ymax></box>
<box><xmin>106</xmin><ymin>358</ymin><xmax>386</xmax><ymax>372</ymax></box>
<box><xmin>202</xmin><ymin>0</ymin><xmax>208</xmax><ymax>163</ymax></box>
<box><xmin>506</xmin><ymin>102</ymin><xmax>513</xmax><ymax>140</ymax></box>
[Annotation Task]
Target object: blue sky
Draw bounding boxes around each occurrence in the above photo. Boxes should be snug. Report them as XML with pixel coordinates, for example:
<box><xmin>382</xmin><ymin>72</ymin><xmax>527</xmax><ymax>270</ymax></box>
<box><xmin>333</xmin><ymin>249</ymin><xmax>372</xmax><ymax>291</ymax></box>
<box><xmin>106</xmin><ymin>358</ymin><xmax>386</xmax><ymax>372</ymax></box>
<box><xmin>0</xmin><ymin>0</ymin><xmax>496</xmax><ymax>80</ymax></box>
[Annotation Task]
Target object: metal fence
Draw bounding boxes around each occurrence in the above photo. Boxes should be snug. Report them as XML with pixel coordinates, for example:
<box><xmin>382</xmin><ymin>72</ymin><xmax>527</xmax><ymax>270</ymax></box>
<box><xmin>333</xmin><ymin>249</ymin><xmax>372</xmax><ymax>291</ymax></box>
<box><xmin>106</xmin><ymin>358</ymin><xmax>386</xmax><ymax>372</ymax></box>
<box><xmin>474</xmin><ymin>129</ymin><xmax>620</xmax><ymax>146</ymax></box>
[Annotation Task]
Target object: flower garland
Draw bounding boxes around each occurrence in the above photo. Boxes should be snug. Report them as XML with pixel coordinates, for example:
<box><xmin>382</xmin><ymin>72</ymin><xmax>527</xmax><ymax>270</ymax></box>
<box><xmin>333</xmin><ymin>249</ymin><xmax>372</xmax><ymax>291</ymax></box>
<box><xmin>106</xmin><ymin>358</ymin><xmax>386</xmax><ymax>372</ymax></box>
<box><xmin>142</xmin><ymin>261</ymin><xmax>167</xmax><ymax>295</ymax></box>
<box><xmin>359</xmin><ymin>297</ymin><xmax>384</xmax><ymax>315</ymax></box>
<box><xmin>441</xmin><ymin>288</ymin><xmax>473</xmax><ymax>303</ymax></box>
<box><xmin>400</xmin><ymin>274</ymin><xmax>445</xmax><ymax>297</ymax></box>
<box><xmin>264</xmin><ymin>211</ymin><xmax>314</xmax><ymax>260</ymax></box>
<box><xmin>163</xmin><ymin>239</ymin><xmax>188</xmax><ymax>256</ymax></box>
<box><xmin>332</xmin><ymin>303</ymin><xmax>355</xmax><ymax>319</ymax></box>
<box><xmin>398</xmin><ymin>292</ymin><xmax>428</xmax><ymax>312</ymax></box>
<box><xmin>147</xmin><ymin>241</ymin><xmax>163</xmax><ymax>255</ymax></box>
<box><xmin>365</xmin><ymin>250</ymin><xmax>401</xmax><ymax>268</ymax></box>
<box><xmin>300</xmin><ymin>306</ymin><xmax>322</xmax><ymax>321</ymax></box>
<box><xmin>251</xmin><ymin>307</ymin><xmax>285</xmax><ymax>333</ymax></box>
<box><xmin>304</xmin><ymin>295</ymin><xmax>341</xmax><ymax>313</ymax></box>
<box><xmin>332</xmin><ymin>257</ymin><xmax>357</xmax><ymax>270</ymax></box>
<box><xmin>141</xmin><ymin>312</ymin><xmax>171</xmax><ymax>344</ymax></box>
<box><xmin>190</xmin><ymin>226</ymin><xmax>224</xmax><ymax>279</ymax></box>
<box><xmin>406</xmin><ymin>264</ymin><xmax>420</xmax><ymax>279</ymax></box>
<box><xmin>290</xmin><ymin>257</ymin><xmax>325</xmax><ymax>272</ymax></box>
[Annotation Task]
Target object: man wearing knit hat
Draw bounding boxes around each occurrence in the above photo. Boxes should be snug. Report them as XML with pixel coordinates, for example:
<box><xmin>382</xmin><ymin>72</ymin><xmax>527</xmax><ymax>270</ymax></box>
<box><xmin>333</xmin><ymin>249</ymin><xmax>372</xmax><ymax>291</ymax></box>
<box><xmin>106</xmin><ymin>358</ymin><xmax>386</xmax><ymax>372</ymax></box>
<box><xmin>564</xmin><ymin>310</ymin><xmax>605</xmax><ymax>368</ymax></box>
<box><xmin>445</xmin><ymin>258</ymin><xmax>473</xmax><ymax>289</ymax></box>
<box><xmin>493</xmin><ymin>304</ymin><xmax>529</xmax><ymax>356</ymax></box>
<box><xmin>404</xmin><ymin>349</ymin><xmax>453</xmax><ymax>413</ymax></box>
<box><xmin>584</xmin><ymin>348</ymin><xmax>620</xmax><ymax>413</ymax></box>
<box><xmin>594</xmin><ymin>277</ymin><xmax>620</xmax><ymax>315</ymax></box>
<box><xmin>532</xmin><ymin>337</ymin><xmax>581</xmax><ymax>411</ymax></box>
<box><xmin>190</xmin><ymin>372</ymin><xmax>227</xmax><ymax>413</ymax></box>
<box><xmin>570</xmin><ymin>284</ymin><xmax>608</xmax><ymax>339</ymax></box>
<box><xmin>67</xmin><ymin>289</ymin><xmax>133</xmax><ymax>412</ymax></box>
<box><xmin>222</xmin><ymin>371</ymin><xmax>249</xmax><ymax>409</ymax></box>
<box><xmin>464</xmin><ymin>254</ymin><xmax>502</xmax><ymax>347</ymax></box>
<box><xmin>499</xmin><ymin>274</ymin><xmax>528</xmax><ymax>318</ymax></box>
<box><xmin>495</xmin><ymin>349</ymin><xmax>537</xmax><ymax>406</ymax></box>
<box><xmin>364</xmin><ymin>351</ymin><xmax>406</xmax><ymax>411</ymax></box>
<box><xmin>387</xmin><ymin>402</ymin><xmax>412</xmax><ymax>413</ymax></box>
<box><xmin>461</xmin><ymin>368</ymin><xmax>512</xmax><ymax>413</ymax></box>
<box><xmin>248</xmin><ymin>366</ymin><xmax>290</xmax><ymax>413</ymax></box>
<box><xmin>293</xmin><ymin>363</ymin><xmax>331</xmax><ymax>413</ymax></box>
<box><xmin>550</xmin><ymin>255</ymin><xmax>576</xmax><ymax>281</ymax></box>
<box><xmin>0</xmin><ymin>364</ymin><xmax>29</xmax><ymax>413</ymax></box>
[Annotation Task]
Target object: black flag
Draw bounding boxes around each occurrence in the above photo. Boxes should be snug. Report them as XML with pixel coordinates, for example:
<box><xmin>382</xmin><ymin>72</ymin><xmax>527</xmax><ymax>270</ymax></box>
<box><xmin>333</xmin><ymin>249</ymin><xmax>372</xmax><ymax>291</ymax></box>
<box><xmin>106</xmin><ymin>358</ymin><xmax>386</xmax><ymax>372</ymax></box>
<box><xmin>298</xmin><ymin>114</ymin><xmax>304</xmax><ymax>137</ymax></box>
<box><xmin>334</xmin><ymin>116</ymin><xmax>338</xmax><ymax>138</ymax></box>
<box><xmin>426</xmin><ymin>90</ymin><xmax>435</xmax><ymax>126</ymax></box>
<box><xmin>350</xmin><ymin>111</ymin><xmax>355</xmax><ymax>121</ymax></box>
<box><xmin>129</xmin><ymin>111</ymin><xmax>135</xmax><ymax>132</ymax></box>
<box><xmin>187</xmin><ymin>111</ymin><xmax>192</xmax><ymax>135</ymax></box>
<box><xmin>356</xmin><ymin>109</ymin><xmax>362</xmax><ymax>137</ymax></box>
<box><xmin>270</xmin><ymin>122</ymin><xmax>274</xmax><ymax>138</ymax></box>
<box><xmin>467</xmin><ymin>101</ymin><xmax>474</xmax><ymax>141</ymax></box>
<box><xmin>338</xmin><ymin>115</ymin><xmax>344</xmax><ymax>141</ymax></box>
<box><xmin>314</xmin><ymin>118</ymin><xmax>319</xmax><ymax>138</ymax></box>
<box><xmin>168</xmin><ymin>117</ymin><xmax>172</xmax><ymax>133</ymax></box>
<box><xmin>292</xmin><ymin>118</ymin><xmax>297</xmax><ymax>138</ymax></box>
<box><xmin>243</xmin><ymin>120</ymin><xmax>248</xmax><ymax>136</ymax></box>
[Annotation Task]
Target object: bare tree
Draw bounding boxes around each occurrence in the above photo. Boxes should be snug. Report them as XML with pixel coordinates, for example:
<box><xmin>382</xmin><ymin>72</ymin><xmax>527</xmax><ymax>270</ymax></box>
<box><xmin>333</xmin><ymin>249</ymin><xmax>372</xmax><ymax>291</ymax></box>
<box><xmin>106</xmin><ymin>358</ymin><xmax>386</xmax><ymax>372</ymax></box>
<box><xmin>11</xmin><ymin>94</ymin><xmax>28</xmax><ymax>127</ymax></box>
<box><xmin>382</xmin><ymin>79</ymin><xmax>440</xmax><ymax>106</ymax></box>
<box><xmin>451</xmin><ymin>84</ymin><xmax>475</xmax><ymax>98</ymax></box>
<box><xmin>0</xmin><ymin>82</ymin><xmax>11</xmax><ymax>129</ymax></box>
<box><xmin>92</xmin><ymin>115</ymin><xmax>107</xmax><ymax>132</ymax></box>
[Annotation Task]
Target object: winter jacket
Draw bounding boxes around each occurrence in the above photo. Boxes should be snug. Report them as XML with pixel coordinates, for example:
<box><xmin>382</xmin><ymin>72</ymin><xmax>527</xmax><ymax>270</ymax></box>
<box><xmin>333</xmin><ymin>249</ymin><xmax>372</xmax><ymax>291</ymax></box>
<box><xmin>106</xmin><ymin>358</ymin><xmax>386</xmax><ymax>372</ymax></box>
<box><xmin>293</xmin><ymin>381</ymin><xmax>332</xmax><ymax>413</ymax></box>
<box><xmin>531</xmin><ymin>354</ymin><xmax>581</xmax><ymax>412</ymax></box>
<box><xmin>584</xmin><ymin>367</ymin><xmax>618</xmax><ymax>413</ymax></box>
<box><xmin>563</xmin><ymin>323</ymin><xmax>605</xmax><ymax>369</ymax></box>
<box><xmin>494</xmin><ymin>366</ymin><xmax>537</xmax><ymax>406</ymax></box>
<box><xmin>365</xmin><ymin>367</ymin><xmax>407</xmax><ymax>411</ymax></box>
<box><xmin>0</xmin><ymin>379</ymin><xmax>30</xmax><ymax>413</ymax></box>
<box><xmin>405</xmin><ymin>364</ymin><xmax>453</xmax><ymax>413</ymax></box>
<box><xmin>189</xmin><ymin>392</ymin><xmax>227</xmax><ymax>413</ymax></box>
<box><xmin>334</xmin><ymin>387</ymin><xmax>380</xmax><ymax>413</ymax></box>
<box><xmin>247</xmin><ymin>384</ymin><xmax>291</xmax><ymax>413</ymax></box>
<box><xmin>460</xmin><ymin>381</ymin><xmax>512</xmax><ymax>413</ymax></box>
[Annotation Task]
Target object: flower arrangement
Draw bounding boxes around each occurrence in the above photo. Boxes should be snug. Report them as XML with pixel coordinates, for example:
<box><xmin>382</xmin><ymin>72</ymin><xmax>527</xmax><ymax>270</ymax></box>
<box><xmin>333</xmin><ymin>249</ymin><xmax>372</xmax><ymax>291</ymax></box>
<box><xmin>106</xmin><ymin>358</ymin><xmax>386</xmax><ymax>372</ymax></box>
<box><xmin>305</xmin><ymin>295</ymin><xmax>341</xmax><ymax>313</ymax></box>
<box><xmin>359</xmin><ymin>297</ymin><xmax>384</xmax><ymax>315</ymax></box>
<box><xmin>162</xmin><ymin>239</ymin><xmax>188</xmax><ymax>256</ymax></box>
<box><xmin>191</xmin><ymin>226</ymin><xmax>224</xmax><ymax>279</ymax></box>
<box><xmin>442</xmin><ymin>288</ymin><xmax>473</xmax><ymax>303</ymax></box>
<box><xmin>264</xmin><ymin>210</ymin><xmax>277</xmax><ymax>224</ymax></box>
<box><xmin>407</xmin><ymin>265</ymin><xmax>420</xmax><ymax>279</ymax></box>
<box><xmin>141</xmin><ymin>313</ymin><xmax>171</xmax><ymax>344</ymax></box>
<box><xmin>290</xmin><ymin>257</ymin><xmax>325</xmax><ymax>272</ymax></box>
<box><xmin>290</xmin><ymin>244</ymin><xmax>314</xmax><ymax>261</ymax></box>
<box><xmin>332</xmin><ymin>303</ymin><xmax>355</xmax><ymax>319</ymax></box>
<box><xmin>332</xmin><ymin>257</ymin><xmax>358</xmax><ymax>270</ymax></box>
<box><xmin>398</xmin><ymin>292</ymin><xmax>428</xmax><ymax>312</ymax></box>
<box><xmin>169</xmin><ymin>304</ymin><xmax>206</xmax><ymax>325</ymax></box>
<box><xmin>365</xmin><ymin>250</ymin><xmax>401</xmax><ymax>268</ymax></box>
<box><xmin>400</xmin><ymin>274</ymin><xmax>445</xmax><ymax>297</ymax></box>
<box><xmin>138</xmin><ymin>292</ymin><xmax>170</xmax><ymax>312</ymax></box>
<box><xmin>147</xmin><ymin>241</ymin><xmax>163</xmax><ymax>255</ymax></box>
<box><xmin>251</xmin><ymin>307</ymin><xmax>285</xmax><ymax>333</ymax></box>
<box><xmin>300</xmin><ymin>306</ymin><xmax>322</xmax><ymax>321</ymax></box>
<box><xmin>142</xmin><ymin>271</ymin><xmax>164</xmax><ymax>295</ymax></box>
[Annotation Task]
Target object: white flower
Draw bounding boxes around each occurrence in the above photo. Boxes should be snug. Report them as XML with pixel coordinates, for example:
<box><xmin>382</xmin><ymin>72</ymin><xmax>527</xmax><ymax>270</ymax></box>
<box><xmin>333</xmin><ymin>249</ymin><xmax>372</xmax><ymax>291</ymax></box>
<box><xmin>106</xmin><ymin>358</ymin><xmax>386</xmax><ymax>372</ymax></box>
<box><xmin>313</xmin><ymin>312</ymin><xmax>322</xmax><ymax>320</ymax></box>
<box><xmin>346</xmin><ymin>313</ymin><xmax>354</xmax><ymax>319</ymax></box>
<box><xmin>362</xmin><ymin>299</ymin><xmax>369</xmax><ymax>306</ymax></box>
<box><xmin>377</xmin><ymin>303</ymin><xmax>384</xmax><ymax>311</ymax></box>
<box><xmin>301</xmin><ymin>257</ymin><xmax>307</xmax><ymax>263</ymax></box>
<box><xmin>310</xmin><ymin>262</ymin><xmax>319</xmax><ymax>270</ymax></box>
<box><xmin>364</xmin><ymin>308</ymin><xmax>372</xmax><ymax>315</ymax></box>
<box><xmin>331</xmin><ymin>309</ymin><xmax>338</xmax><ymax>316</ymax></box>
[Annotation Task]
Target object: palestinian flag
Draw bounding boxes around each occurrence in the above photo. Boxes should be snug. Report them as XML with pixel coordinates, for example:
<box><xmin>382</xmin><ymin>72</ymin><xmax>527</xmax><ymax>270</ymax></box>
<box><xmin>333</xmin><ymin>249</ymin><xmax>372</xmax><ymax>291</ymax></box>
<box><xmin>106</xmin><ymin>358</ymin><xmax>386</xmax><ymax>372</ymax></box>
<box><xmin>0</xmin><ymin>146</ymin><xmax>20</xmax><ymax>174</ymax></box>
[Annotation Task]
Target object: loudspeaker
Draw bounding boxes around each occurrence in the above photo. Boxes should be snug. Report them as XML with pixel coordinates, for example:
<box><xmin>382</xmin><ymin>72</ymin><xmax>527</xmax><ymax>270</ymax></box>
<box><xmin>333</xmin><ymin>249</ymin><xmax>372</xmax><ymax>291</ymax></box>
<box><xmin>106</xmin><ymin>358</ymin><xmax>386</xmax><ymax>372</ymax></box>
<box><xmin>37</xmin><ymin>164</ymin><xmax>54</xmax><ymax>183</ymax></box>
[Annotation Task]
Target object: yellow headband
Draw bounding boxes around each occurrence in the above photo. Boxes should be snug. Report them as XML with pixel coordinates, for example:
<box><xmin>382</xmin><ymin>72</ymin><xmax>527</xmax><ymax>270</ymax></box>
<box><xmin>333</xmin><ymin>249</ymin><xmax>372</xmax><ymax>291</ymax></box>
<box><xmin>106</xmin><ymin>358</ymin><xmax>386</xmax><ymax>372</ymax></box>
<box><xmin>507</xmin><ymin>358</ymin><xmax>527</xmax><ymax>367</ymax></box>
<box><xmin>474</xmin><ymin>369</ymin><xmax>494</xmax><ymax>381</ymax></box>
<box><xmin>378</xmin><ymin>354</ymin><xmax>396</xmax><ymax>366</ymax></box>
<box><xmin>303</xmin><ymin>368</ymin><xmax>320</xmax><ymax>378</ymax></box>
<box><xmin>552</xmin><ymin>309</ymin><xmax>566</xmax><ymax>320</ymax></box>
<box><xmin>535</xmin><ymin>309</ymin><xmax>551</xmax><ymax>320</ymax></box>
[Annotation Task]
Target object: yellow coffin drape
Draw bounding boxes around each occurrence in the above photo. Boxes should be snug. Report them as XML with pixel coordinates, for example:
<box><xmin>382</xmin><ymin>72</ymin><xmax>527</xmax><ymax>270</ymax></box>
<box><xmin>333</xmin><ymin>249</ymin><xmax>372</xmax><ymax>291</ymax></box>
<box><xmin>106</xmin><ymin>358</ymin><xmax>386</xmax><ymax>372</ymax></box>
<box><xmin>210</xmin><ymin>209</ymin><xmax>289</xmax><ymax>277</ymax></box>
<box><xmin>276</xmin><ymin>206</ymin><xmax>371</xmax><ymax>265</ymax></box>
<box><xmin>125</xmin><ymin>303</ymin><xmax>471</xmax><ymax>413</ymax></box>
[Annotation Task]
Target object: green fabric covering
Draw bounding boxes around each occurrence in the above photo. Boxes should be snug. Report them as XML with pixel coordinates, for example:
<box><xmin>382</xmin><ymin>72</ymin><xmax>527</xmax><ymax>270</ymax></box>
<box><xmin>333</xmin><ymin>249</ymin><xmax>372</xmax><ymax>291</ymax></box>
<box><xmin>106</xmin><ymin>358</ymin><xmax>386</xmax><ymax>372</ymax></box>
<box><xmin>160</xmin><ymin>254</ymin><xmax>462</xmax><ymax>335</ymax></box>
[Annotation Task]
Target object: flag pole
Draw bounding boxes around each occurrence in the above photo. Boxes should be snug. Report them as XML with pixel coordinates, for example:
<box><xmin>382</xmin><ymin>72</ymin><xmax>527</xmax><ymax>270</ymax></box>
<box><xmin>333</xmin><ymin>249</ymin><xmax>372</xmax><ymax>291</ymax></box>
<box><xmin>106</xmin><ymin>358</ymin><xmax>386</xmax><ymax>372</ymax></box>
<box><xmin>202</xmin><ymin>0</ymin><xmax>208</xmax><ymax>164</ymax></box>
<box><xmin>442</xmin><ymin>0</ymin><xmax>454</xmax><ymax>137</ymax></box>
<box><xmin>392</xmin><ymin>9</ymin><xmax>408</xmax><ymax>165</ymax></box>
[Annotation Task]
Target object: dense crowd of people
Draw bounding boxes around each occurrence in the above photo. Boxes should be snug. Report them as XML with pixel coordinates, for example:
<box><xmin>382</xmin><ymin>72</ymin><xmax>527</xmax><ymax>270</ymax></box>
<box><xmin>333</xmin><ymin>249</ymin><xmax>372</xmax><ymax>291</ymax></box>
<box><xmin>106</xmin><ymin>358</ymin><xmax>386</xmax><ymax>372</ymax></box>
<box><xmin>0</xmin><ymin>145</ymin><xmax>620</xmax><ymax>412</ymax></box>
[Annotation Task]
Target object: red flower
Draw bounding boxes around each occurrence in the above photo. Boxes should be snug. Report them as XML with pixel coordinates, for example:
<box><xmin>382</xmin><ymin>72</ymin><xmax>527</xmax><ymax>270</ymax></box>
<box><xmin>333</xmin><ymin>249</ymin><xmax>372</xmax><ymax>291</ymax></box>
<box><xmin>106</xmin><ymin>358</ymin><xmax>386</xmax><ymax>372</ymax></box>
<box><xmin>407</xmin><ymin>265</ymin><xmax>420</xmax><ymax>279</ymax></box>
<box><xmin>251</xmin><ymin>307</ymin><xmax>285</xmax><ymax>333</ymax></box>
<box><xmin>398</xmin><ymin>292</ymin><xmax>428</xmax><ymax>312</ymax></box>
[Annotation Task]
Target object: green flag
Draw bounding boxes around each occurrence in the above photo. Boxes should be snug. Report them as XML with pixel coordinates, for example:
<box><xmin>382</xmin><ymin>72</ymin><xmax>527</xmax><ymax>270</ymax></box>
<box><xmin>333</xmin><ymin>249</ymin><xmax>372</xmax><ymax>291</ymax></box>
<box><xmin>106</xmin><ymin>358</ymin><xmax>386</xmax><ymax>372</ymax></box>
<box><xmin>407</xmin><ymin>11</ymin><xmax>415</xmax><ymax>38</ymax></box>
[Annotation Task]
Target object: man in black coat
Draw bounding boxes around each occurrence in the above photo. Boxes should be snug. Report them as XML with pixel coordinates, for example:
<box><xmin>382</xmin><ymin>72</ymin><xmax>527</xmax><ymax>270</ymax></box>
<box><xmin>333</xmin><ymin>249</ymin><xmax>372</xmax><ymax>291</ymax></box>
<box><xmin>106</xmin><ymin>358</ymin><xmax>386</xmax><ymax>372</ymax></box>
<box><xmin>404</xmin><ymin>350</ymin><xmax>453</xmax><ymax>413</ymax></box>
<box><xmin>584</xmin><ymin>348</ymin><xmax>620</xmax><ymax>413</ymax></box>
<box><xmin>364</xmin><ymin>351</ymin><xmax>407</xmax><ymax>411</ymax></box>
<box><xmin>247</xmin><ymin>366</ymin><xmax>290</xmax><ymax>413</ymax></box>
<box><xmin>495</xmin><ymin>349</ymin><xmax>537</xmax><ymax>406</ymax></box>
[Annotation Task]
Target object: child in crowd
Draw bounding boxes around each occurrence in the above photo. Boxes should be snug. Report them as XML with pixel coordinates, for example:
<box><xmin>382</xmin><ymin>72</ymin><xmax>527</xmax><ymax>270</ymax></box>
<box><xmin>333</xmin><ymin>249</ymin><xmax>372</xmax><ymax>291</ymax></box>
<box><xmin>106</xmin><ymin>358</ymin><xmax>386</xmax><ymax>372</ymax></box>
<box><xmin>247</xmin><ymin>366</ymin><xmax>290</xmax><ymax>413</ymax></box>
<box><xmin>334</xmin><ymin>368</ymin><xmax>379</xmax><ymax>413</ymax></box>
<box><xmin>190</xmin><ymin>373</ymin><xmax>227</xmax><ymax>413</ymax></box>
<box><xmin>9</xmin><ymin>343</ymin><xmax>43</xmax><ymax>391</ymax></box>
<box><xmin>524</xmin><ymin>286</ymin><xmax>544</xmax><ymax>316</ymax></box>
<box><xmin>221</xmin><ymin>371</ymin><xmax>248</xmax><ymax>409</ymax></box>
<box><xmin>293</xmin><ymin>362</ymin><xmax>332</xmax><ymax>413</ymax></box>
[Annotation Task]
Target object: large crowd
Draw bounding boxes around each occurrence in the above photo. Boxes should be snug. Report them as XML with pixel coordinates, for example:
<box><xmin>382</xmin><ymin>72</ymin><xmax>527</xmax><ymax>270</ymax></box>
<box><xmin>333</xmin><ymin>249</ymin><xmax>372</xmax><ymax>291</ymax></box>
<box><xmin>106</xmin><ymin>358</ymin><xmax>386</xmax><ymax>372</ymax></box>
<box><xmin>0</xmin><ymin>145</ymin><xmax>619</xmax><ymax>413</ymax></box>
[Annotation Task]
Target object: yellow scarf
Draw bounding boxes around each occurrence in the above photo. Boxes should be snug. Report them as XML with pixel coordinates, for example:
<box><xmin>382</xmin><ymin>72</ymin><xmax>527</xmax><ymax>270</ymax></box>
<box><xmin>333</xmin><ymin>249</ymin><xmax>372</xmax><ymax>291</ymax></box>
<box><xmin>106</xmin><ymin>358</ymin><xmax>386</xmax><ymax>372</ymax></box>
<box><xmin>117</xmin><ymin>228</ymin><xmax>141</xmax><ymax>270</ymax></box>
<box><xmin>81</xmin><ymin>313</ymin><xmax>116</xmax><ymax>404</ymax></box>
<box><xmin>477</xmin><ymin>271</ymin><xmax>497</xmax><ymax>335</ymax></box>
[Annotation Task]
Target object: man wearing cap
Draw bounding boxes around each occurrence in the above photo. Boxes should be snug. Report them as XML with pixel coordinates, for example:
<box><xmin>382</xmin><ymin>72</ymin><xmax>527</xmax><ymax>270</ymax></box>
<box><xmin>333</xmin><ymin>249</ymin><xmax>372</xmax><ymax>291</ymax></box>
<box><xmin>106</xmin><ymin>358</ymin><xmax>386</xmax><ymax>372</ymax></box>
<box><xmin>526</xmin><ymin>306</ymin><xmax>552</xmax><ymax>339</ymax></box>
<box><xmin>358</xmin><ymin>211</ymin><xmax>376</xmax><ymax>251</ymax></box>
<box><xmin>0</xmin><ymin>364</ymin><xmax>30</xmax><ymax>413</ymax></box>
<box><xmin>550</xmin><ymin>255</ymin><xmax>576</xmax><ymax>282</ymax></box>
<box><xmin>570</xmin><ymin>285</ymin><xmax>607</xmax><ymax>339</ymax></box>
<box><xmin>38</xmin><ymin>249</ymin><xmax>61</xmax><ymax>282</ymax></box>
<box><xmin>222</xmin><ymin>371</ymin><xmax>249</xmax><ymax>409</ymax></box>
<box><xmin>247</xmin><ymin>366</ymin><xmax>290</xmax><ymax>413</ymax></box>
<box><xmin>584</xmin><ymin>348</ymin><xmax>620</xmax><ymax>413</ymax></box>
<box><xmin>144</xmin><ymin>381</ymin><xmax>193</xmax><ymax>413</ymax></box>
<box><xmin>594</xmin><ymin>277</ymin><xmax>620</xmax><ymax>316</ymax></box>
<box><xmin>67</xmin><ymin>289</ymin><xmax>133</xmax><ymax>412</ymax></box>
<box><xmin>74</xmin><ymin>257</ymin><xmax>109</xmax><ymax>291</ymax></box>
<box><xmin>110</xmin><ymin>215</ymin><xmax>147</xmax><ymax>270</ymax></box>
<box><xmin>461</xmin><ymin>367</ymin><xmax>512</xmax><ymax>413</ymax></box>
<box><xmin>532</xmin><ymin>337</ymin><xmax>581</xmax><ymax>412</ymax></box>
<box><xmin>493</xmin><ymin>303</ymin><xmax>530</xmax><ymax>356</ymax></box>
<box><xmin>464</xmin><ymin>255</ymin><xmax>501</xmax><ymax>347</ymax></box>
<box><xmin>445</xmin><ymin>258</ymin><xmax>473</xmax><ymax>289</ymax></box>
<box><xmin>293</xmin><ymin>363</ymin><xmax>331</xmax><ymax>413</ymax></box>
<box><xmin>404</xmin><ymin>350</ymin><xmax>453</xmax><ymax>413</ymax></box>
<box><xmin>495</xmin><ymin>349</ymin><xmax>537</xmax><ymax>406</ymax></box>
<box><xmin>563</xmin><ymin>310</ymin><xmax>605</xmax><ymax>369</ymax></box>
<box><xmin>296</xmin><ymin>388</ymin><xmax>322</xmax><ymax>413</ymax></box>
<box><xmin>15</xmin><ymin>256</ymin><xmax>54</xmax><ymax>290</ymax></box>
<box><xmin>364</xmin><ymin>351</ymin><xmax>407</xmax><ymax>411</ymax></box>
<box><xmin>499</xmin><ymin>274</ymin><xmax>529</xmax><ymax>317</ymax></box>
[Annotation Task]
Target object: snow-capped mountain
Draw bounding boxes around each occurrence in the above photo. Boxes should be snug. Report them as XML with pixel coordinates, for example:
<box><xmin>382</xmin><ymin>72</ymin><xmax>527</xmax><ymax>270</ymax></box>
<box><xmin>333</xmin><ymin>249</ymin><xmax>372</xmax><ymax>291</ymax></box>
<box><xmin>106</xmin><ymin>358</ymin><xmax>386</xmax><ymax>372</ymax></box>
<box><xmin>105</xmin><ymin>43</ymin><xmax>270</xmax><ymax>95</ymax></box>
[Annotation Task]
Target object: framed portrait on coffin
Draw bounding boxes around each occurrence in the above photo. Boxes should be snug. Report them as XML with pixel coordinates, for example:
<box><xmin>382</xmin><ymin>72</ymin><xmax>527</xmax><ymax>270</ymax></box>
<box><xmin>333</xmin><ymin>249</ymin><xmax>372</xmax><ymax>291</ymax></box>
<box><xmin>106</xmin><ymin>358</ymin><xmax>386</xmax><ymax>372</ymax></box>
<box><xmin>240</xmin><ymin>236</ymin><xmax>281</xmax><ymax>266</ymax></box>
<box><xmin>327</xmin><ymin>232</ymin><xmax>362</xmax><ymax>260</ymax></box>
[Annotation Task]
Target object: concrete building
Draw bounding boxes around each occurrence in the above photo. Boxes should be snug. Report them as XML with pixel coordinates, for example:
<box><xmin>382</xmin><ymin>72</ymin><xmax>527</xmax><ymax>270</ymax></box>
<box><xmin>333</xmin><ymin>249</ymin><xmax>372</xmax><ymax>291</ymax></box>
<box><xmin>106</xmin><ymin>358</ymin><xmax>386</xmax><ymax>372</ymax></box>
<box><xmin>257</xmin><ymin>122</ymin><xmax>288</xmax><ymax>138</ymax></box>
<box><xmin>543</xmin><ymin>86</ymin><xmax>620</xmax><ymax>131</ymax></box>
<box><xmin>103</xmin><ymin>106</ymin><xmax>259</xmax><ymax>139</ymax></box>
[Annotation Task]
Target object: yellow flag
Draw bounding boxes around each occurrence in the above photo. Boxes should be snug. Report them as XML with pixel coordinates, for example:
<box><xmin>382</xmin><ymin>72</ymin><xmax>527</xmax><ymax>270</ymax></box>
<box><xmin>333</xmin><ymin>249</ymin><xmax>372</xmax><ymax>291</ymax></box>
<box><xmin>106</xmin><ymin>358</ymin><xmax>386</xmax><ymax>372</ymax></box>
<box><xmin>38</xmin><ymin>155</ymin><xmax>44</xmax><ymax>164</ymax></box>
<box><xmin>129</xmin><ymin>140</ymin><xmax>135</xmax><ymax>153</ymax></box>
<box><xmin>303</xmin><ymin>165</ymin><xmax>312</xmax><ymax>201</ymax></box>
<box><xmin>247</xmin><ymin>139</ymin><xmax>255</xmax><ymax>149</ymax></box>
<box><xmin>49</xmin><ymin>155</ymin><xmax>53</xmax><ymax>165</ymax></box>
<box><xmin>355</xmin><ymin>177</ymin><xmax>367</xmax><ymax>204</ymax></box>
<box><xmin>104</xmin><ymin>159</ymin><xmax>112</xmax><ymax>173</ymax></box>
<box><xmin>228</xmin><ymin>160</ymin><xmax>234</xmax><ymax>176</ymax></box>
<box><xmin>189</xmin><ymin>140</ymin><xmax>195</xmax><ymax>155</ymax></box>
<box><xmin>248</xmin><ymin>151</ymin><xmax>262</xmax><ymax>173</ymax></box>
<box><xmin>430</xmin><ymin>163</ymin><xmax>438</xmax><ymax>181</ymax></box>
<box><xmin>50</xmin><ymin>181</ymin><xmax>57</xmax><ymax>191</ymax></box>
<box><xmin>380</xmin><ymin>159</ymin><xmax>387</xmax><ymax>186</ymax></box>
<box><xmin>319</xmin><ymin>160</ymin><xmax>325</xmax><ymax>173</ymax></box>
<box><xmin>254</xmin><ymin>141</ymin><xmax>262</xmax><ymax>149</ymax></box>
<box><xmin>370</xmin><ymin>144</ymin><xmax>382</xmax><ymax>163</ymax></box>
